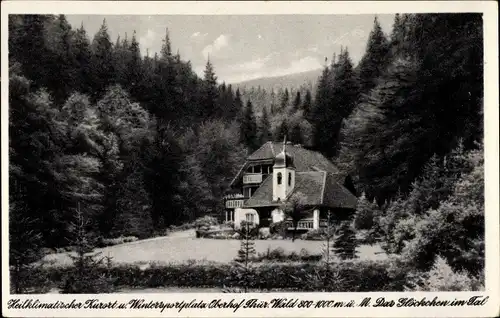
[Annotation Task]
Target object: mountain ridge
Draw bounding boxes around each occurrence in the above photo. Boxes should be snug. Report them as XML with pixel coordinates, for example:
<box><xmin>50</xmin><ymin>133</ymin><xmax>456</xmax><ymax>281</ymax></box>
<box><xmin>231</xmin><ymin>68</ymin><xmax>322</xmax><ymax>92</ymax></box>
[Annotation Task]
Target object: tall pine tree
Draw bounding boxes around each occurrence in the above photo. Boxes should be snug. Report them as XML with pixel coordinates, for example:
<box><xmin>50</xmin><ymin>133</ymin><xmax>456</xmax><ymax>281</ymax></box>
<box><xmin>73</xmin><ymin>23</ymin><xmax>92</xmax><ymax>95</ymax></box>
<box><xmin>90</xmin><ymin>19</ymin><xmax>115</xmax><ymax>100</ymax></box>
<box><xmin>357</xmin><ymin>16</ymin><xmax>390</xmax><ymax>96</ymax></box>
<box><xmin>201</xmin><ymin>58</ymin><xmax>219</xmax><ymax>118</ymax></box>
<box><xmin>313</xmin><ymin>48</ymin><xmax>358</xmax><ymax>158</ymax></box>
<box><xmin>302</xmin><ymin>89</ymin><xmax>312</xmax><ymax>118</ymax></box>
<box><xmin>292</xmin><ymin>91</ymin><xmax>301</xmax><ymax>112</ymax></box>
<box><xmin>240</xmin><ymin>100</ymin><xmax>259</xmax><ymax>151</ymax></box>
<box><xmin>258</xmin><ymin>106</ymin><xmax>272</xmax><ymax>145</ymax></box>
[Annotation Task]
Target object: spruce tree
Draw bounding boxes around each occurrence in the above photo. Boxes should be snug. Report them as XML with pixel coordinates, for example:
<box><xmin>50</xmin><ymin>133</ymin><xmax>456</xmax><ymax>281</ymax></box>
<box><xmin>235</xmin><ymin>221</ymin><xmax>257</xmax><ymax>263</ymax></box>
<box><xmin>258</xmin><ymin>106</ymin><xmax>272</xmax><ymax>145</ymax></box>
<box><xmin>90</xmin><ymin>19</ymin><xmax>115</xmax><ymax>100</ymax></box>
<box><xmin>302</xmin><ymin>89</ymin><xmax>312</xmax><ymax>118</ymax></box>
<box><xmin>313</xmin><ymin>48</ymin><xmax>358</xmax><ymax>158</ymax></box>
<box><xmin>337</xmin><ymin>57</ymin><xmax>417</xmax><ymax>200</ymax></box>
<box><xmin>234</xmin><ymin>221</ymin><xmax>256</xmax><ymax>292</ymax></box>
<box><xmin>389</xmin><ymin>13</ymin><xmax>409</xmax><ymax>59</ymax></box>
<box><xmin>320</xmin><ymin>210</ymin><xmax>338</xmax><ymax>288</ymax></box>
<box><xmin>353</xmin><ymin>192</ymin><xmax>374</xmax><ymax>230</ymax></box>
<box><xmin>240</xmin><ymin>100</ymin><xmax>259</xmax><ymax>151</ymax></box>
<box><xmin>276</xmin><ymin>120</ymin><xmax>289</xmax><ymax>141</ymax></box>
<box><xmin>311</xmin><ymin>66</ymin><xmax>330</xmax><ymax>148</ymax></box>
<box><xmin>332</xmin><ymin>220</ymin><xmax>358</xmax><ymax>260</ymax></box>
<box><xmin>292</xmin><ymin>91</ymin><xmax>301</xmax><ymax>112</ymax></box>
<box><xmin>161</xmin><ymin>27</ymin><xmax>172</xmax><ymax>59</ymax></box>
<box><xmin>201</xmin><ymin>58</ymin><xmax>219</xmax><ymax>118</ymax></box>
<box><xmin>61</xmin><ymin>204</ymin><xmax>115</xmax><ymax>293</ymax></box>
<box><xmin>16</xmin><ymin>15</ymin><xmax>50</xmax><ymax>91</ymax></box>
<box><xmin>126</xmin><ymin>31</ymin><xmax>143</xmax><ymax>96</ymax></box>
<box><xmin>112</xmin><ymin>168</ymin><xmax>154</xmax><ymax>239</ymax></box>
<box><xmin>270</xmin><ymin>89</ymin><xmax>277</xmax><ymax>114</ymax></box>
<box><xmin>112</xmin><ymin>34</ymin><xmax>128</xmax><ymax>86</ymax></box>
<box><xmin>73</xmin><ymin>23</ymin><xmax>92</xmax><ymax>95</ymax></box>
<box><xmin>280</xmin><ymin>88</ymin><xmax>289</xmax><ymax>111</ymax></box>
<box><xmin>8</xmin><ymin>73</ymin><xmax>68</xmax><ymax>248</ymax></box>
<box><xmin>49</xmin><ymin>14</ymin><xmax>75</xmax><ymax>103</ymax></box>
<box><xmin>9</xmin><ymin>202</ymin><xmax>46</xmax><ymax>293</ymax></box>
<box><xmin>357</xmin><ymin>16</ymin><xmax>390</xmax><ymax>95</ymax></box>
<box><xmin>232</xmin><ymin>88</ymin><xmax>244</xmax><ymax>121</ymax></box>
<box><xmin>290</xmin><ymin>123</ymin><xmax>303</xmax><ymax>145</ymax></box>
<box><xmin>154</xmin><ymin>28</ymin><xmax>178</xmax><ymax>122</ymax></box>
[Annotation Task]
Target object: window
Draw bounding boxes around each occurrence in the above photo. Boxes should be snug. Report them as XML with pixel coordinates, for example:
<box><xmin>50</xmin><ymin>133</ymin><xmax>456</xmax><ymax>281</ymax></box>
<box><xmin>288</xmin><ymin>172</ymin><xmax>292</xmax><ymax>186</ymax></box>
<box><xmin>254</xmin><ymin>165</ymin><xmax>261</xmax><ymax>173</ymax></box>
<box><xmin>226</xmin><ymin>210</ymin><xmax>235</xmax><ymax>222</ymax></box>
<box><xmin>246</xmin><ymin>213</ymin><xmax>255</xmax><ymax>223</ymax></box>
<box><xmin>277</xmin><ymin>172</ymin><xmax>282</xmax><ymax>185</ymax></box>
<box><xmin>244</xmin><ymin>187</ymin><xmax>251</xmax><ymax>198</ymax></box>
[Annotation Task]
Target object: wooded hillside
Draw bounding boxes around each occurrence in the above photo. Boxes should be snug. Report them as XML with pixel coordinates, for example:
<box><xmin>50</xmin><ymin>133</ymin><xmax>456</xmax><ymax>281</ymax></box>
<box><xmin>9</xmin><ymin>12</ymin><xmax>483</xmax><ymax>277</ymax></box>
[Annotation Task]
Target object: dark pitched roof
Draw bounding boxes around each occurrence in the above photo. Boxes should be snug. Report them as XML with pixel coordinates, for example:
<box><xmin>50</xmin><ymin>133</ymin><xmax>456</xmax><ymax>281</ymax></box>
<box><xmin>321</xmin><ymin>172</ymin><xmax>358</xmax><ymax>209</ymax></box>
<box><xmin>288</xmin><ymin>171</ymin><xmax>325</xmax><ymax>205</ymax></box>
<box><xmin>242</xmin><ymin>175</ymin><xmax>276</xmax><ymax>207</ymax></box>
<box><xmin>248</xmin><ymin>142</ymin><xmax>340</xmax><ymax>173</ymax></box>
<box><xmin>230</xmin><ymin>142</ymin><xmax>341</xmax><ymax>188</ymax></box>
<box><xmin>243</xmin><ymin>171</ymin><xmax>357</xmax><ymax>209</ymax></box>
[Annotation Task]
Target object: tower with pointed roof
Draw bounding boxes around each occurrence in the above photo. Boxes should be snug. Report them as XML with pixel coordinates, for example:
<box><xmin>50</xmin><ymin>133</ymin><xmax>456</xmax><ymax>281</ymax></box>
<box><xmin>273</xmin><ymin>137</ymin><xmax>296</xmax><ymax>201</ymax></box>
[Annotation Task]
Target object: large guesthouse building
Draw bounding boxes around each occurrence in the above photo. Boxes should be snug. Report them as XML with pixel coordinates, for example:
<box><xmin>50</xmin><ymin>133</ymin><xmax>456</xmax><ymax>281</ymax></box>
<box><xmin>223</xmin><ymin>140</ymin><xmax>358</xmax><ymax>231</ymax></box>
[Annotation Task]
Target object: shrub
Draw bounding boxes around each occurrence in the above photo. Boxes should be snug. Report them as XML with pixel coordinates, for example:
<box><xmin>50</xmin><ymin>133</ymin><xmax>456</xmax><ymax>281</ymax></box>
<box><xmin>194</xmin><ymin>215</ymin><xmax>219</xmax><ymax>229</ymax></box>
<box><xmin>258</xmin><ymin>227</ymin><xmax>271</xmax><ymax>239</ymax></box>
<box><xmin>270</xmin><ymin>221</ymin><xmax>288</xmax><ymax>237</ymax></box>
<box><xmin>223</xmin><ymin>220</ymin><xmax>235</xmax><ymax>229</ymax></box>
<box><xmin>268</xmin><ymin>247</ymin><xmax>286</xmax><ymax>260</ymax></box>
<box><xmin>168</xmin><ymin>222</ymin><xmax>196</xmax><ymax>232</ymax></box>
<box><xmin>254</xmin><ymin>247</ymin><xmax>321</xmax><ymax>262</ymax></box>
<box><xmin>380</xmin><ymin>144</ymin><xmax>483</xmax><ymax>273</ymax></box>
<box><xmin>407</xmin><ymin>256</ymin><xmax>484</xmax><ymax>291</ymax></box>
<box><xmin>205</xmin><ymin>229</ymin><xmax>235</xmax><ymax>240</ymax></box>
<box><xmin>238</xmin><ymin>221</ymin><xmax>259</xmax><ymax>239</ymax></box>
<box><xmin>300</xmin><ymin>228</ymin><xmax>326</xmax><ymax>241</ymax></box>
<box><xmin>403</xmin><ymin>147</ymin><xmax>484</xmax><ymax>277</ymax></box>
<box><xmin>21</xmin><ymin>257</ymin><xmax>413</xmax><ymax>292</ymax></box>
<box><xmin>97</xmin><ymin>236</ymin><xmax>139</xmax><ymax>247</ymax></box>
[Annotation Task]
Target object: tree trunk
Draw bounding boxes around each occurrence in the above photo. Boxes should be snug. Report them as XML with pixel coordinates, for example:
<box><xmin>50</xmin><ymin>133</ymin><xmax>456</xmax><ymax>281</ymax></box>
<box><xmin>13</xmin><ymin>263</ymin><xmax>21</xmax><ymax>294</ymax></box>
<box><xmin>292</xmin><ymin>222</ymin><xmax>298</xmax><ymax>242</ymax></box>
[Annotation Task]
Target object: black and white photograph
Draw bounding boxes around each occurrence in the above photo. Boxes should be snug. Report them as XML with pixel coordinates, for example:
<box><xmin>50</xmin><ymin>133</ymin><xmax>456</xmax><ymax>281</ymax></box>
<box><xmin>1</xmin><ymin>1</ymin><xmax>499</xmax><ymax>317</ymax></box>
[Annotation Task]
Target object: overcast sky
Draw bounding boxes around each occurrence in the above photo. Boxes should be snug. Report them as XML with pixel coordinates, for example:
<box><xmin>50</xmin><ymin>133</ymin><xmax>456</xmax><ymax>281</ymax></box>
<box><xmin>67</xmin><ymin>15</ymin><xmax>395</xmax><ymax>83</ymax></box>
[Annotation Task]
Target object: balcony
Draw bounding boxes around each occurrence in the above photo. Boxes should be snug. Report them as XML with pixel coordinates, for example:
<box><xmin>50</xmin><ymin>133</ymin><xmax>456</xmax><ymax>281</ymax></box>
<box><xmin>242</xmin><ymin>173</ymin><xmax>263</xmax><ymax>184</ymax></box>
<box><xmin>285</xmin><ymin>218</ymin><xmax>315</xmax><ymax>230</ymax></box>
<box><xmin>225</xmin><ymin>199</ymin><xmax>245</xmax><ymax>209</ymax></box>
